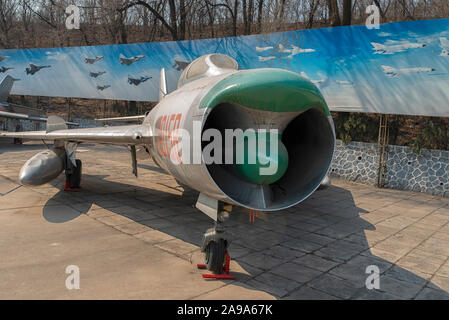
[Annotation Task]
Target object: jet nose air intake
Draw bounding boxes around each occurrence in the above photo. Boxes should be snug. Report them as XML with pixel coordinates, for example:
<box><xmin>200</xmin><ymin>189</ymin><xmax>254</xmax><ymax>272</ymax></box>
<box><xmin>234</xmin><ymin>131</ymin><xmax>289</xmax><ymax>185</ymax></box>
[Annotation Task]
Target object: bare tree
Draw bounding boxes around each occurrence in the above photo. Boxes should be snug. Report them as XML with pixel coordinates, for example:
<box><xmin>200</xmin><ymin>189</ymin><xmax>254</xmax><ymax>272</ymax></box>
<box><xmin>326</xmin><ymin>0</ymin><xmax>340</xmax><ymax>26</ymax></box>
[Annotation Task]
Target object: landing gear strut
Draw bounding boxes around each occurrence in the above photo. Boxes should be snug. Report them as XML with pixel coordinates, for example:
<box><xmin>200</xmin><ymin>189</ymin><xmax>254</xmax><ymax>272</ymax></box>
<box><xmin>65</xmin><ymin>159</ymin><xmax>82</xmax><ymax>191</ymax></box>
<box><xmin>195</xmin><ymin>193</ymin><xmax>234</xmax><ymax>277</ymax></box>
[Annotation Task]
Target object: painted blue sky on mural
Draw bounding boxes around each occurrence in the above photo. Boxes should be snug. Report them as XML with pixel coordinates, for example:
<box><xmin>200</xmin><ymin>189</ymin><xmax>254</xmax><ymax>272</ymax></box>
<box><xmin>0</xmin><ymin>18</ymin><xmax>448</xmax><ymax>116</ymax></box>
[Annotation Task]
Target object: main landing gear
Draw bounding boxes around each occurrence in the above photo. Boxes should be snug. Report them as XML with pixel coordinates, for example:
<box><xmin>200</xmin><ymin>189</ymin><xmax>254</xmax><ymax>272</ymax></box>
<box><xmin>64</xmin><ymin>159</ymin><xmax>82</xmax><ymax>191</ymax></box>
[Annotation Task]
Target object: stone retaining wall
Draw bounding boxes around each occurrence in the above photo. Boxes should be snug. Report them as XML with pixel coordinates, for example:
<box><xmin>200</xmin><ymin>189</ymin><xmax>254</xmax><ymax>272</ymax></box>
<box><xmin>331</xmin><ymin>140</ymin><xmax>449</xmax><ymax>197</ymax></box>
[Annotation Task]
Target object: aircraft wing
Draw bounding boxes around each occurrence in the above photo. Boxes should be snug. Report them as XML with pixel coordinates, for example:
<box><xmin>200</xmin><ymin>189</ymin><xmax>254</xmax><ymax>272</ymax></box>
<box><xmin>95</xmin><ymin>115</ymin><xmax>146</xmax><ymax>123</ymax></box>
<box><xmin>0</xmin><ymin>122</ymin><xmax>151</xmax><ymax>145</ymax></box>
<box><xmin>0</xmin><ymin>110</ymin><xmax>79</xmax><ymax>126</ymax></box>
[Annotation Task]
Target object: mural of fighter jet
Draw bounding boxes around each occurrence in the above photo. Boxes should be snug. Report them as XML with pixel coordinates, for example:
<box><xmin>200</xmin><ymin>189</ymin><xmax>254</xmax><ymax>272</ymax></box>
<box><xmin>172</xmin><ymin>60</ymin><xmax>190</xmax><ymax>71</ymax></box>
<box><xmin>119</xmin><ymin>54</ymin><xmax>145</xmax><ymax>66</ymax></box>
<box><xmin>26</xmin><ymin>64</ymin><xmax>51</xmax><ymax>75</ymax></box>
<box><xmin>381</xmin><ymin>65</ymin><xmax>435</xmax><ymax>77</ymax></box>
<box><xmin>300</xmin><ymin>71</ymin><xmax>329</xmax><ymax>86</ymax></box>
<box><xmin>255</xmin><ymin>46</ymin><xmax>274</xmax><ymax>52</ymax></box>
<box><xmin>84</xmin><ymin>55</ymin><xmax>104</xmax><ymax>64</ymax></box>
<box><xmin>279</xmin><ymin>44</ymin><xmax>315</xmax><ymax>58</ymax></box>
<box><xmin>89</xmin><ymin>71</ymin><xmax>107</xmax><ymax>78</ymax></box>
<box><xmin>128</xmin><ymin>75</ymin><xmax>151</xmax><ymax>86</ymax></box>
<box><xmin>371</xmin><ymin>41</ymin><xmax>426</xmax><ymax>54</ymax></box>
<box><xmin>439</xmin><ymin>37</ymin><xmax>449</xmax><ymax>56</ymax></box>
<box><xmin>96</xmin><ymin>84</ymin><xmax>110</xmax><ymax>91</ymax></box>
<box><xmin>0</xmin><ymin>66</ymin><xmax>13</xmax><ymax>73</ymax></box>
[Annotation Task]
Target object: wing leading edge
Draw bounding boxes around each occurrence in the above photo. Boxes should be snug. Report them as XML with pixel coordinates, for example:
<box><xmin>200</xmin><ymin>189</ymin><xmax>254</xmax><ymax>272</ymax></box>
<box><xmin>0</xmin><ymin>124</ymin><xmax>152</xmax><ymax>145</ymax></box>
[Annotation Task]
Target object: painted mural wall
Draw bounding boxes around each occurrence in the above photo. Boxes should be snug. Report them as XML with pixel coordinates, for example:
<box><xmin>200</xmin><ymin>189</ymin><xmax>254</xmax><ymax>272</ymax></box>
<box><xmin>0</xmin><ymin>19</ymin><xmax>448</xmax><ymax>117</ymax></box>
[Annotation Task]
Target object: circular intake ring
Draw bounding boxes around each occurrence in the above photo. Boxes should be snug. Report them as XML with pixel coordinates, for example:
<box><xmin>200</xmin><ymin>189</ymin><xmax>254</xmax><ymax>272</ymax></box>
<box><xmin>202</xmin><ymin>104</ymin><xmax>335</xmax><ymax>211</ymax></box>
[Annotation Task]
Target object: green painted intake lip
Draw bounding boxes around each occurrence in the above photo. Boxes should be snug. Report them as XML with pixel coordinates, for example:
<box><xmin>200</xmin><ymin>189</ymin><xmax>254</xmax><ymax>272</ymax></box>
<box><xmin>199</xmin><ymin>68</ymin><xmax>330</xmax><ymax>115</ymax></box>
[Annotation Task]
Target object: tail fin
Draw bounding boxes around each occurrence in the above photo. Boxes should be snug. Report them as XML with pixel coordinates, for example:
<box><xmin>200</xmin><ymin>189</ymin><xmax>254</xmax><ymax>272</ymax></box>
<box><xmin>0</xmin><ymin>75</ymin><xmax>14</xmax><ymax>103</ymax></box>
<box><xmin>159</xmin><ymin>68</ymin><xmax>167</xmax><ymax>101</ymax></box>
<box><xmin>46</xmin><ymin>116</ymin><xmax>68</xmax><ymax>133</ymax></box>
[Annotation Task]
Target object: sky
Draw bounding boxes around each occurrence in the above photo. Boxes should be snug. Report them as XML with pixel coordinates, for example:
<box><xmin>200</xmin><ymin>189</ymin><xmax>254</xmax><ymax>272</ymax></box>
<box><xmin>0</xmin><ymin>18</ymin><xmax>448</xmax><ymax>117</ymax></box>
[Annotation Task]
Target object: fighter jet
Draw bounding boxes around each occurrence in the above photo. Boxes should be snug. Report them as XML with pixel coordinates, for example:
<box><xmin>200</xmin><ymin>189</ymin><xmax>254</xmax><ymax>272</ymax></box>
<box><xmin>255</xmin><ymin>46</ymin><xmax>274</xmax><ymax>52</ymax></box>
<box><xmin>0</xmin><ymin>56</ymin><xmax>8</xmax><ymax>62</ymax></box>
<box><xmin>0</xmin><ymin>66</ymin><xmax>13</xmax><ymax>73</ymax></box>
<box><xmin>336</xmin><ymin>80</ymin><xmax>354</xmax><ymax>86</ymax></box>
<box><xmin>381</xmin><ymin>65</ymin><xmax>435</xmax><ymax>77</ymax></box>
<box><xmin>0</xmin><ymin>75</ymin><xmax>77</xmax><ymax>125</ymax></box>
<box><xmin>439</xmin><ymin>37</ymin><xmax>449</xmax><ymax>57</ymax></box>
<box><xmin>89</xmin><ymin>71</ymin><xmax>107</xmax><ymax>78</ymax></box>
<box><xmin>279</xmin><ymin>44</ymin><xmax>315</xmax><ymax>58</ymax></box>
<box><xmin>371</xmin><ymin>41</ymin><xmax>426</xmax><ymax>54</ymax></box>
<box><xmin>26</xmin><ymin>64</ymin><xmax>51</xmax><ymax>75</ymax></box>
<box><xmin>258</xmin><ymin>56</ymin><xmax>276</xmax><ymax>62</ymax></box>
<box><xmin>119</xmin><ymin>54</ymin><xmax>145</xmax><ymax>66</ymax></box>
<box><xmin>84</xmin><ymin>55</ymin><xmax>104</xmax><ymax>64</ymax></box>
<box><xmin>96</xmin><ymin>84</ymin><xmax>110</xmax><ymax>91</ymax></box>
<box><xmin>300</xmin><ymin>71</ymin><xmax>328</xmax><ymax>85</ymax></box>
<box><xmin>1</xmin><ymin>54</ymin><xmax>335</xmax><ymax>273</ymax></box>
<box><xmin>128</xmin><ymin>75</ymin><xmax>151</xmax><ymax>86</ymax></box>
<box><xmin>173</xmin><ymin>60</ymin><xmax>190</xmax><ymax>71</ymax></box>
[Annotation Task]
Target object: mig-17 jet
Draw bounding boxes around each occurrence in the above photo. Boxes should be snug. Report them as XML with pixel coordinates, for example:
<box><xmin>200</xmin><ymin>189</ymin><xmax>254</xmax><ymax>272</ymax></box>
<box><xmin>1</xmin><ymin>54</ymin><xmax>335</xmax><ymax>273</ymax></box>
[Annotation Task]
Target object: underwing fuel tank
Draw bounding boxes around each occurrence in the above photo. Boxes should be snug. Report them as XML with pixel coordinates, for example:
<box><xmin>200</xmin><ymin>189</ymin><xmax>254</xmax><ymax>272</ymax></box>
<box><xmin>19</xmin><ymin>149</ymin><xmax>65</xmax><ymax>186</ymax></box>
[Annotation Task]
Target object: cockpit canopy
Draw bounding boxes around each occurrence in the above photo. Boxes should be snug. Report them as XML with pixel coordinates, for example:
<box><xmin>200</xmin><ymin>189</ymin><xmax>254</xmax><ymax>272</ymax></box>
<box><xmin>177</xmin><ymin>54</ymin><xmax>239</xmax><ymax>88</ymax></box>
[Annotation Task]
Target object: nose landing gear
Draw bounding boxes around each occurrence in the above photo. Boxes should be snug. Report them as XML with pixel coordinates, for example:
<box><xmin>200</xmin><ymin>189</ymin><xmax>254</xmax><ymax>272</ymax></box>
<box><xmin>195</xmin><ymin>193</ymin><xmax>235</xmax><ymax>278</ymax></box>
<box><xmin>198</xmin><ymin>221</ymin><xmax>234</xmax><ymax>279</ymax></box>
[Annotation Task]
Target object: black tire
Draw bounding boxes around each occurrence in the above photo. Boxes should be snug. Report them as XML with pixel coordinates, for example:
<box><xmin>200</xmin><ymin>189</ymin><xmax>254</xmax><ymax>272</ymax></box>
<box><xmin>68</xmin><ymin>159</ymin><xmax>82</xmax><ymax>189</ymax></box>
<box><xmin>205</xmin><ymin>239</ymin><xmax>227</xmax><ymax>273</ymax></box>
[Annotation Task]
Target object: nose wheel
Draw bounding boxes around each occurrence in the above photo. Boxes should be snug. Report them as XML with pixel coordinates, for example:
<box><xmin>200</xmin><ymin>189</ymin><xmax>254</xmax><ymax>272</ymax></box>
<box><xmin>198</xmin><ymin>221</ymin><xmax>234</xmax><ymax>279</ymax></box>
<box><xmin>204</xmin><ymin>238</ymin><xmax>227</xmax><ymax>273</ymax></box>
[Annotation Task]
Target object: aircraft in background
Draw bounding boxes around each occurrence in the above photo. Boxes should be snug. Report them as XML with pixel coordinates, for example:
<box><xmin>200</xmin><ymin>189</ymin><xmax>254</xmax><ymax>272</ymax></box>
<box><xmin>0</xmin><ymin>66</ymin><xmax>13</xmax><ymax>73</ymax></box>
<box><xmin>300</xmin><ymin>71</ymin><xmax>328</xmax><ymax>86</ymax></box>
<box><xmin>119</xmin><ymin>54</ymin><xmax>146</xmax><ymax>66</ymax></box>
<box><xmin>1</xmin><ymin>54</ymin><xmax>335</xmax><ymax>273</ymax></box>
<box><xmin>0</xmin><ymin>56</ymin><xmax>8</xmax><ymax>62</ymax></box>
<box><xmin>173</xmin><ymin>60</ymin><xmax>190</xmax><ymax>71</ymax></box>
<box><xmin>128</xmin><ymin>75</ymin><xmax>151</xmax><ymax>86</ymax></box>
<box><xmin>255</xmin><ymin>46</ymin><xmax>274</xmax><ymax>52</ymax></box>
<box><xmin>371</xmin><ymin>41</ymin><xmax>426</xmax><ymax>54</ymax></box>
<box><xmin>89</xmin><ymin>71</ymin><xmax>107</xmax><ymax>78</ymax></box>
<box><xmin>26</xmin><ymin>64</ymin><xmax>51</xmax><ymax>75</ymax></box>
<box><xmin>279</xmin><ymin>44</ymin><xmax>315</xmax><ymax>58</ymax></box>
<box><xmin>0</xmin><ymin>75</ymin><xmax>77</xmax><ymax>125</ymax></box>
<box><xmin>439</xmin><ymin>37</ymin><xmax>449</xmax><ymax>56</ymax></box>
<box><xmin>381</xmin><ymin>65</ymin><xmax>435</xmax><ymax>77</ymax></box>
<box><xmin>96</xmin><ymin>84</ymin><xmax>110</xmax><ymax>91</ymax></box>
<box><xmin>84</xmin><ymin>55</ymin><xmax>104</xmax><ymax>64</ymax></box>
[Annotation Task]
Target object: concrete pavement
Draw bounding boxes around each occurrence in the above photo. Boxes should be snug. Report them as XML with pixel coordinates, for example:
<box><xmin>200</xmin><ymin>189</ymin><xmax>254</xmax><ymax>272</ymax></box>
<box><xmin>1</xmin><ymin>142</ymin><xmax>449</xmax><ymax>299</ymax></box>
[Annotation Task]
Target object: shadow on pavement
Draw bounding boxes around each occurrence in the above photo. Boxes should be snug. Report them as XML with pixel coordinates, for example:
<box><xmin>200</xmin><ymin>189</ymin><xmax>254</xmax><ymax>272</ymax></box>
<box><xmin>40</xmin><ymin>173</ymin><xmax>449</xmax><ymax>300</ymax></box>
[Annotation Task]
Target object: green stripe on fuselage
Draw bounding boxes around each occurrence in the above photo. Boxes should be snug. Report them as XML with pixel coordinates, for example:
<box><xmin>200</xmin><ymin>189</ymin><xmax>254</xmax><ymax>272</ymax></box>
<box><xmin>199</xmin><ymin>68</ymin><xmax>330</xmax><ymax>115</ymax></box>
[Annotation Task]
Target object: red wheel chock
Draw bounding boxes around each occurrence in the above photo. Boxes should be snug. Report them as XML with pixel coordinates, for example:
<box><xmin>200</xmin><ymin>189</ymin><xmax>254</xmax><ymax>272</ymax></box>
<box><xmin>197</xmin><ymin>251</ymin><xmax>235</xmax><ymax>280</ymax></box>
<box><xmin>64</xmin><ymin>181</ymin><xmax>81</xmax><ymax>192</ymax></box>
